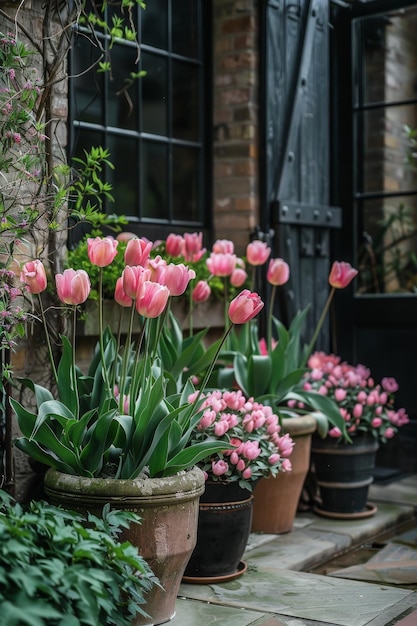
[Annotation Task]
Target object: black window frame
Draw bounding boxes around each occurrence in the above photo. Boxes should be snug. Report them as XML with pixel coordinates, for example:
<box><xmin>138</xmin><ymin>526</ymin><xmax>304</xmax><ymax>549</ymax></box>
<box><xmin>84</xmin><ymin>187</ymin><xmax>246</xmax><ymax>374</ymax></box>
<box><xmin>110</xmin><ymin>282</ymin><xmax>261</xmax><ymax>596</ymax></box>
<box><xmin>68</xmin><ymin>1</ymin><xmax>213</xmax><ymax>242</ymax></box>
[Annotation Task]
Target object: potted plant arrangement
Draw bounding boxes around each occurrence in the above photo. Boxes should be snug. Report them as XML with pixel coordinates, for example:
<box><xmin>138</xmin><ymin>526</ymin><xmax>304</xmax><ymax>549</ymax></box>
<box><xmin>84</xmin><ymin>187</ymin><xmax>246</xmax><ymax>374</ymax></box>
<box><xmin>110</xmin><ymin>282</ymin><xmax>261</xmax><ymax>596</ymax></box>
<box><xmin>11</xmin><ymin>235</ymin><xmax>264</xmax><ymax>625</ymax></box>
<box><xmin>303</xmin><ymin>351</ymin><xmax>410</xmax><ymax>519</ymax></box>
<box><xmin>0</xmin><ymin>489</ymin><xmax>157</xmax><ymax>625</ymax></box>
<box><xmin>214</xmin><ymin>247</ymin><xmax>358</xmax><ymax>533</ymax></box>
<box><xmin>182</xmin><ymin>388</ymin><xmax>295</xmax><ymax>582</ymax></box>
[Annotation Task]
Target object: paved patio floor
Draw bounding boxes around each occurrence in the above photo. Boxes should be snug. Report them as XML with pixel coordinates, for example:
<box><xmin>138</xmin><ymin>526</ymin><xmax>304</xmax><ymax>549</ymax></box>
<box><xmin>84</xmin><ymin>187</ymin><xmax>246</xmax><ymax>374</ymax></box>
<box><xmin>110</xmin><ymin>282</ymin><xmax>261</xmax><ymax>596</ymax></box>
<box><xmin>169</xmin><ymin>474</ymin><xmax>417</xmax><ymax>626</ymax></box>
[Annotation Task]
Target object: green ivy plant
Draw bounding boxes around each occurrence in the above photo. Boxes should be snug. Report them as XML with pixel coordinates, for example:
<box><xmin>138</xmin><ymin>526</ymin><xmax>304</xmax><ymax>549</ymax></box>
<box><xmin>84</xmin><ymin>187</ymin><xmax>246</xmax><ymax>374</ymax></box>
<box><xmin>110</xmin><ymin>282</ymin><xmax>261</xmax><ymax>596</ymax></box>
<box><xmin>0</xmin><ymin>490</ymin><xmax>158</xmax><ymax>625</ymax></box>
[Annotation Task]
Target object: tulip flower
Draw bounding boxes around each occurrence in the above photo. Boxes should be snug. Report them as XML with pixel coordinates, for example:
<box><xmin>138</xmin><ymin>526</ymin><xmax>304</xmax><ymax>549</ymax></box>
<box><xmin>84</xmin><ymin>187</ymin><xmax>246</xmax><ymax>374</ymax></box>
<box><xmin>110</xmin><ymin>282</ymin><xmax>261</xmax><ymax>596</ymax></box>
<box><xmin>212</xmin><ymin>460</ymin><xmax>229</xmax><ymax>476</ymax></box>
<box><xmin>267</xmin><ymin>258</ymin><xmax>290</xmax><ymax>286</ymax></box>
<box><xmin>165</xmin><ymin>233</ymin><xmax>184</xmax><ymax>257</ymax></box>
<box><xmin>87</xmin><ymin>236</ymin><xmax>118</xmax><ymax>267</ymax></box>
<box><xmin>228</xmin><ymin>289</ymin><xmax>264</xmax><ymax>324</ymax></box>
<box><xmin>328</xmin><ymin>261</ymin><xmax>358</xmax><ymax>289</ymax></box>
<box><xmin>230</xmin><ymin>267</ymin><xmax>248</xmax><ymax>288</ymax></box>
<box><xmin>122</xmin><ymin>265</ymin><xmax>151</xmax><ymax>299</ymax></box>
<box><xmin>192</xmin><ymin>280</ymin><xmax>211</xmax><ymax>303</ymax></box>
<box><xmin>212</xmin><ymin>239</ymin><xmax>234</xmax><ymax>254</ymax></box>
<box><xmin>124</xmin><ymin>237</ymin><xmax>152</xmax><ymax>266</ymax></box>
<box><xmin>55</xmin><ymin>269</ymin><xmax>91</xmax><ymax>305</ymax></box>
<box><xmin>206</xmin><ymin>252</ymin><xmax>237</xmax><ymax>277</ymax></box>
<box><xmin>246</xmin><ymin>240</ymin><xmax>271</xmax><ymax>266</ymax></box>
<box><xmin>114</xmin><ymin>277</ymin><xmax>133</xmax><ymax>307</ymax></box>
<box><xmin>183</xmin><ymin>232</ymin><xmax>206</xmax><ymax>262</ymax></box>
<box><xmin>20</xmin><ymin>260</ymin><xmax>47</xmax><ymax>294</ymax></box>
<box><xmin>161</xmin><ymin>263</ymin><xmax>196</xmax><ymax>296</ymax></box>
<box><xmin>136</xmin><ymin>281</ymin><xmax>170</xmax><ymax>318</ymax></box>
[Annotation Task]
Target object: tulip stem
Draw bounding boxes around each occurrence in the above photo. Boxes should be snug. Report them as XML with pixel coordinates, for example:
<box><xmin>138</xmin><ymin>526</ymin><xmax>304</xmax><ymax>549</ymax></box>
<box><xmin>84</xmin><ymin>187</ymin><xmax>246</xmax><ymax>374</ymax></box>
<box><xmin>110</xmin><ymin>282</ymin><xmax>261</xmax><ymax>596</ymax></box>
<box><xmin>98</xmin><ymin>268</ymin><xmax>111</xmax><ymax>394</ymax></box>
<box><xmin>267</xmin><ymin>284</ymin><xmax>276</xmax><ymax>353</ymax></box>
<box><xmin>302</xmin><ymin>286</ymin><xmax>336</xmax><ymax>367</ymax></box>
<box><xmin>38</xmin><ymin>294</ymin><xmax>58</xmax><ymax>385</ymax></box>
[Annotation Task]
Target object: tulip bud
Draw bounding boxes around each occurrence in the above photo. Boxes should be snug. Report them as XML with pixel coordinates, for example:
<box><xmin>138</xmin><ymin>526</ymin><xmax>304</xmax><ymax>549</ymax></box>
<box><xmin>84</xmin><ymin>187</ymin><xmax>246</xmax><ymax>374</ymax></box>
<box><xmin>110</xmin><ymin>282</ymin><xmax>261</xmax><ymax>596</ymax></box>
<box><xmin>87</xmin><ymin>236</ymin><xmax>118</xmax><ymax>267</ymax></box>
<box><xmin>20</xmin><ymin>260</ymin><xmax>47</xmax><ymax>294</ymax></box>
<box><xmin>228</xmin><ymin>289</ymin><xmax>264</xmax><ymax>324</ymax></box>
<box><xmin>246</xmin><ymin>240</ymin><xmax>271</xmax><ymax>266</ymax></box>
<box><xmin>266</xmin><ymin>258</ymin><xmax>290</xmax><ymax>286</ymax></box>
<box><xmin>55</xmin><ymin>269</ymin><xmax>91</xmax><ymax>305</ymax></box>
<box><xmin>328</xmin><ymin>261</ymin><xmax>358</xmax><ymax>289</ymax></box>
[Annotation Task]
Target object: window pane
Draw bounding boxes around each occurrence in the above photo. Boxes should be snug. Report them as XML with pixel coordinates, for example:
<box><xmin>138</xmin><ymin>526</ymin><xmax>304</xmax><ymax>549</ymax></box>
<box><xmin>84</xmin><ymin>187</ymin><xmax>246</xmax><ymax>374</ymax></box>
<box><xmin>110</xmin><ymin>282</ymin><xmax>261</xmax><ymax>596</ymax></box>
<box><xmin>172</xmin><ymin>0</ymin><xmax>198</xmax><ymax>57</ymax></box>
<box><xmin>108</xmin><ymin>44</ymin><xmax>139</xmax><ymax>131</ymax></box>
<box><xmin>142</xmin><ymin>52</ymin><xmax>168</xmax><ymax>135</ymax></box>
<box><xmin>141</xmin><ymin>0</ymin><xmax>167</xmax><ymax>49</ymax></box>
<box><xmin>357</xmin><ymin>196</ymin><xmax>417</xmax><ymax>295</ymax></box>
<box><xmin>106</xmin><ymin>135</ymin><xmax>139</xmax><ymax>216</ymax></box>
<box><xmin>142</xmin><ymin>141</ymin><xmax>168</xmax><ymax>219</ymax></box>
<box><xmin>355</xmin><ymin>104</ymin><xmax>417</xmax><ymax>195</ymax></box>
<box><xmin>72</xmin><ymin>36</ymin><xmax>104</xmax><ymax>125</ymax></box>
<box><xmin>172</xmin><ymin>61</ymin><xmax>199</xmax><ymax>141</ymax></box>
<box><xmin>173</xmin><ymin>146</ymin><xmax>199</xmax><ymax>221</ymax></box>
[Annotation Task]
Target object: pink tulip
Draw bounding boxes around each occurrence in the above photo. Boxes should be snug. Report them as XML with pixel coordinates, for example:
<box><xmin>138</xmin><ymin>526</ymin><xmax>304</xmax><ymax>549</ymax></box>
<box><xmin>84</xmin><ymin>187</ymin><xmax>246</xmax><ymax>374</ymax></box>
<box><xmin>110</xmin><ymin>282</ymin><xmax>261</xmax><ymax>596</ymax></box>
<box><xmin>20</xmin><ymin>260</ymin><xmax>47</xmax><ymax>294</ymax></box>
<box><xmin>114</xmin><ymin>277</ymin><xmax>132</xmax><ymax>307</ymax></box>
<box><xmin>165</xmin><ymin>234</ymin><xmax>184</xmax><ymax>257</ymax></box>
<box><xmin>116</xmin><ymin>231</ymin><xmax>137</xmax><ymax>242</ymax></box>
<box><xmin>192</xmin><ymin>280</ymin><xmax>211</xmax><ymax>303</ymax></box>
<box><xmin>124</xmin><ymin>238</ymin><xmax>152</xmax><ymax>267</ymax></box>
<box><xmin>384</xmin><ymin>427</ymin><xmax>395</xmax><ymax>439</ymax></box>
<box><xmin>87</xmin><ymin>236</ymin><xmax>118</xmax><ymax>267</ymax></box>
<box><xmin>183</xmin><ymin>232</ymin><xmax>205</xmax><ymax>262</ymax></box>
<box><xmin>328</xmin><ymin>261</ymin><xmax>358</xmax><ymax>289</ymax></box>
<box><xmin>55</xmin><ymin>269</ymin><xmax>91</xmax><ymax>305</ymax></box>
<box><xmin>212</xmin><ymin>239</ymin><xmax>234</xmax><ymax>254</ymax></box>
<box><xmin>246</xmin><ymin>240</ymin><xmax>271</xmax><ymax>266</ymax></box>
<box><xmin>268</xmin><ymin>453</ymin><xmax>280</xmax><ymax>465</ymax></box>
<box><xmin>328</xmin><ymin>426</ymin><xmax>342</xmax><ymax>438</ymax></box>
<box><xmin>230</xmin><ymin>267</ymin><xmax>248</xmax><ymax>287</ymax></box>
<box><xmin>242</xmin><ymin>467</ymin><xmax>252</xmax><ymax>479</ymax></box>
<box><xmin>136</xmin><ymin>281</ymin><xmax>169</xmax><ymax>318</ymax></box>
<box><xmin>242</xmin><ymin>441</ymin><xmax>261</xmax><ymax>460</ymax></box>
<box><xmin>228</xmin><ymin>289</ymin><xmax>264</xmax><ymax>324</ymax></box>
<box><xmin>206</xmin><ymin>252</ymin><xmax>237</xmax><ymax>277</ymax></box>
<box><xmin>212</xmin><ymin>460</ymin><xmax>229</xmax><ymax>476</ymax></box>
<box><xmin>267</xmin><ymin>258</ymin><xmax>290</xmax><ymax>286</ymax></box>
<box><xmin>371</xmin><ymin>417</ymin><xmax>382</xmax><ymax>428</ymax></box>
<box><xmin>236</xmin><ymin>459</ymin><xmax>246</xmax><ymax>471</ymax></box>
<box><xmin>334</xmin><ymin>388</ymin><xmax>347</xmax><ymax>401</ymax></box>
<box><xmin>146</xmin><ymin>255</ymin><xmax>167</xmax><ymax>282</ymax></box>
<box><xmin>161</xmin><ymin>263</ymin><xmax>196</xmax><ymax>296</ymax></box>
<box><xmin>122</xmin><ymin>265</ymin><xmax>151</xmax><ymax>299</ymax></box>
<box><xmin>353</xmin><ymin>403</ymin><xmax>363</xmax><ymax>418</ymax></box>
<box><xmin>281</xmin><ymin>458</ymin><xmax>292</xmax><ymax>472</ymax></box>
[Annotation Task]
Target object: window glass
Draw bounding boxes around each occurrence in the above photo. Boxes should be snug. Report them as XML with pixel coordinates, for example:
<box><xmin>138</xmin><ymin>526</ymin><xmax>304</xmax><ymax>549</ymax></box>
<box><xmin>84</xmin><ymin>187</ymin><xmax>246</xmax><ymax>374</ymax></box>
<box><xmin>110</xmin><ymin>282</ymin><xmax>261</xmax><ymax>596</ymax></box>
<box><xmin>108</xmin><ymin>44</ymin><xmax>139</xmax><ymax>131</ymax></box>
<box><xmin>107</xmin><ymin>135</ymin><xmax>139</xmax><ymax>215</ymax></box>
<box><xmin>72</xmin><ymin>35</ymin><xmax>104</xmax><ymax>125</ymax></box>
<box><xmin>172</xmin><ymin>0</ymin><xmax>198</xmax><ymax>57</ymax></box>
<box><xmin>141</xmin><ymin>0</ymin><xmax>168</xmax><ymax>49</ymax></box>
<box><xmin>353</xmin><ymin>6</ymin><xmax>417</xmax><ymax>295</ymax></box>
<box><xmin>141</xmin><ymin>52</ymin><xmax>168</xmax><ymax>135</ymax></box>
<box><xmin>172</xmin><ymin>61</ymin><xmax>199</xmax><ymax>141</ymax></box>
<box><xmin>142</xmin><ymin>141</ymin><xmax>168</xmax><ymax>219</ymax></box>
<box><xmin>172</xmin><ymin>146</ymin><xmax>199</xmax><ymax>221</ymax></box>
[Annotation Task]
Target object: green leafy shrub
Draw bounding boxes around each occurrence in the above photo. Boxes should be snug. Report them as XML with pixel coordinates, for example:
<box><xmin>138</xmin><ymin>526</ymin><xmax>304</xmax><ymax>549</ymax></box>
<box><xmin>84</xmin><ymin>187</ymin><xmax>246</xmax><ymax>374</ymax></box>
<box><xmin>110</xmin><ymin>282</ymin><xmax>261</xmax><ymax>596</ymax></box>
<box><xmin>0</xmin><ymin>491</ymin><xmax>158</xmax><ymax>625</ymax></box>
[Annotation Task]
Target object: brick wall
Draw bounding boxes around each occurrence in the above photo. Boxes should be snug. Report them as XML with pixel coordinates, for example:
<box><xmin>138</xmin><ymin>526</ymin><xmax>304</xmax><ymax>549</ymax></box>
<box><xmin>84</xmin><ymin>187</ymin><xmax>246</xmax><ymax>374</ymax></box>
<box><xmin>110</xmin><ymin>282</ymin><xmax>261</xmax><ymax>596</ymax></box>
<box><xmin>212</xmin><ymin>0</ymin><xmax>259</xmax><ymax>255</ymax></box>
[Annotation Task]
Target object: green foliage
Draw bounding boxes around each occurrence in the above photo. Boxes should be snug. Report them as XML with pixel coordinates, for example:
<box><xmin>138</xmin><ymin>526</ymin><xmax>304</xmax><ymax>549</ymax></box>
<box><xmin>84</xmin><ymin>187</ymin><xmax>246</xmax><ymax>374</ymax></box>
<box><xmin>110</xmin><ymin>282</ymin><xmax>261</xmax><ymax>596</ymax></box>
<box><xmin>13</xmin><ymin>327</ymin><xmax>230</xmax><ymax>479</ymax></box>
<box><xmin>0</xmin><ymin>490</ymin><xmax>157</xmax><ymax>625</ymax></box>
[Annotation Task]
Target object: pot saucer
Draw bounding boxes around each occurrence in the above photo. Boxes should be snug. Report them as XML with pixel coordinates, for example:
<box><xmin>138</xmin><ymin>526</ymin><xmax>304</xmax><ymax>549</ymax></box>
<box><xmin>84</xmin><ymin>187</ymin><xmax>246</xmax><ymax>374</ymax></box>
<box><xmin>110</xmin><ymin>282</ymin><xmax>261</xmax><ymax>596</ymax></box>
<box><xmin>313</xmin><ymin>502</ymin><xmax>377</xmax><ymax>520</ymax></box>
<box><xmin>182</xmin><ymin>560</ymin><xmax>247</xmax><ymax>584</ymax></box>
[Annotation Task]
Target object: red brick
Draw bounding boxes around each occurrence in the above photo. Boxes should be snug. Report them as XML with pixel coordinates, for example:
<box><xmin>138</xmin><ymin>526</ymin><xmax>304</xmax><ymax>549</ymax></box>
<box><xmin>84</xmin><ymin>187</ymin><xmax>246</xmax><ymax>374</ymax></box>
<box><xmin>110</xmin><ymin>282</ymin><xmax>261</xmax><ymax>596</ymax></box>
<box><xmin>222</xmin><ymin>15</ymin><xmax>256</xmax><ymax>35</ymax></box>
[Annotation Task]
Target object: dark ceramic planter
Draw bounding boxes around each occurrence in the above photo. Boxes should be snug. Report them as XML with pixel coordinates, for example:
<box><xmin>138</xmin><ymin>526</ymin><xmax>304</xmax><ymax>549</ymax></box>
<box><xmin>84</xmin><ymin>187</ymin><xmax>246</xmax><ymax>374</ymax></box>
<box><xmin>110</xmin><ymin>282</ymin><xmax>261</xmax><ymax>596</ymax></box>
<box><xmin>311</xmin><ymin>433</ymin><xmax>379</xmax><ymax>517</ymax></box>
<box><xmin>183</xmin><ymin>480</ymin><xmax>253</xmax><ymax>581</ymax></box>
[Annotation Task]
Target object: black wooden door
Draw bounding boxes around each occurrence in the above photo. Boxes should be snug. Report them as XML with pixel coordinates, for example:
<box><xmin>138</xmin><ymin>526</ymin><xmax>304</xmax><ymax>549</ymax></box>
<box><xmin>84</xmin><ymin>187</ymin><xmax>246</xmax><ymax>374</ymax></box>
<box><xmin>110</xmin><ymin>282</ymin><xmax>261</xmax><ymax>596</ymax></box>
<box><xmin>260</xmin><ymin>0</ymin><xmax>340</xmax><ymax>350</ymax></box>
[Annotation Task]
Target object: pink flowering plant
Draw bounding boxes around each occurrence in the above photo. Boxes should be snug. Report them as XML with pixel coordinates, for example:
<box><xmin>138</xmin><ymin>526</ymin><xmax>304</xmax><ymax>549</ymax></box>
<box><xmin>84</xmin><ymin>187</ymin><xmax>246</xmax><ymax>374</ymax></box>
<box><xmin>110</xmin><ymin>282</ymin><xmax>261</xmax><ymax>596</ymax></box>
<box><xmin>188</xmin><ymin>389</ymin><xmax>294</xmax><ymax>491</ymax></box>
<box><xmin>302</xmin><ymin>352</ymin><xmax>409</xmax><ymax>443</ymax></box>
<box><xmin>11</xmin><ymin>235</ymin><xmax>265</xmax><ymax>480</ymax></box>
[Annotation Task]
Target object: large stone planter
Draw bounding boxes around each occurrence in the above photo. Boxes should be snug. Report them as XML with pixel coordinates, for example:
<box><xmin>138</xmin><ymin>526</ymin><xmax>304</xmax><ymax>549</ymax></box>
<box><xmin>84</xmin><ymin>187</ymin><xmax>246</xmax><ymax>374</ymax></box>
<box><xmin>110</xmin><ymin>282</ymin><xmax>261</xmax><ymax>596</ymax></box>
<box><xmin>44</xmin><ymin>467</ymin><xmax>205</xmax><ymax>625</ymax></box>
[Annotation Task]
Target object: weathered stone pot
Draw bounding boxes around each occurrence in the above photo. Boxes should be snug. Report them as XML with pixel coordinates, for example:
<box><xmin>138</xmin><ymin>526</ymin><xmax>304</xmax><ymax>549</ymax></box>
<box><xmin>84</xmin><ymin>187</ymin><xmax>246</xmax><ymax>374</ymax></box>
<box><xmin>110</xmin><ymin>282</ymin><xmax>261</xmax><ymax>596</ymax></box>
<box><xmin>251</xmin><ymin>414</ymin><xmax>317</xmax><ymax>534</ymax></box>
<box><xmin>44</xmin><ymin>467</ymin><xmax>205</xmax><ymax>625</ymax></box>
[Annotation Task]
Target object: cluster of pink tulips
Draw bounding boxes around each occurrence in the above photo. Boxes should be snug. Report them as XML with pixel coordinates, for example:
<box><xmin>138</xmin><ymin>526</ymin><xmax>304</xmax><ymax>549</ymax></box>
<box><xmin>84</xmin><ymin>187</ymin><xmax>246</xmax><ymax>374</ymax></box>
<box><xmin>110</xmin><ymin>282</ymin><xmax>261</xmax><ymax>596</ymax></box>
<box><xmin>19</xmin><ymin>235</ymin><xmax>264</xmax><ymax>327</ymax></box>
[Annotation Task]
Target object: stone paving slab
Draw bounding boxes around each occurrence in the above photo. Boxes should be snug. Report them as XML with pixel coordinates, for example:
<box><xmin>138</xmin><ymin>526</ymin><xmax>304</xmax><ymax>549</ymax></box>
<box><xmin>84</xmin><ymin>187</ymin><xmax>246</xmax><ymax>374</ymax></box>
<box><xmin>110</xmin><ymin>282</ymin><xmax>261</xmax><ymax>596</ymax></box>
<box><xmin>178</xmin><ymin>568</ymin><xmax>415</xmax><ymax>626</ymax></box>
<box><xmin>370</xmin><ymin>475</ymin><xmax>417</xmax><ymax>509</ymax></box>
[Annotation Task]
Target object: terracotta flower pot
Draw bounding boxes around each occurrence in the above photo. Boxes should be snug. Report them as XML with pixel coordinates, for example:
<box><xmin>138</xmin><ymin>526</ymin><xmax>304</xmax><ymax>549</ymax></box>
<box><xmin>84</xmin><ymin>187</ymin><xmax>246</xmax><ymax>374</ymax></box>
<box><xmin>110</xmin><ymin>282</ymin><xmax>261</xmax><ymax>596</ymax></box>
<box><xmin>251</xmin><ymin>414</ymin><xmax>317</xmax><ymax>534</ymax></box>
<box><xmin>44</xmin><ymin>467</ymin><xmax>205</xmax><ymax>625</ymax></box>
